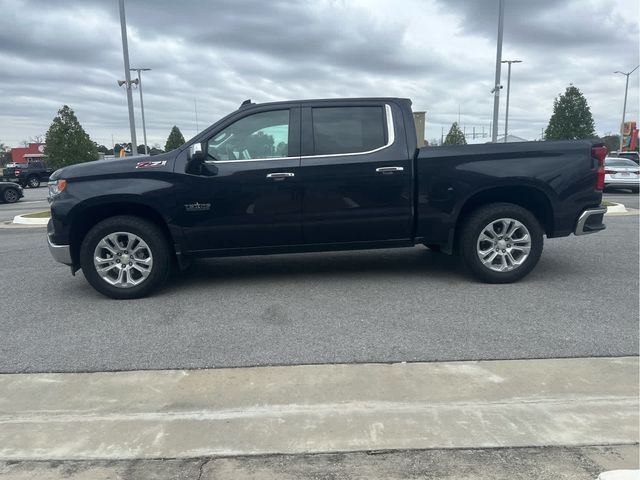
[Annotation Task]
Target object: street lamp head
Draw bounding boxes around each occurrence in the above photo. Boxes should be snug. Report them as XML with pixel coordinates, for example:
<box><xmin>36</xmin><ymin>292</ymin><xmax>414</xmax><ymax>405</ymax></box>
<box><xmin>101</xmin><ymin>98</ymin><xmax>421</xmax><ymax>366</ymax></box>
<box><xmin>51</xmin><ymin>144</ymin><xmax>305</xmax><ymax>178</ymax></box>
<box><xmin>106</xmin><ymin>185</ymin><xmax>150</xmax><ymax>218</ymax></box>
<box><xmin>130</xmin><ymin>67</ymin><xmax>152</xmax><ymax>72</ymax></box>
<box><xmin>117</xmin><ymin>80</ymin><xmax>126</xmax><ymax>87</ymax></box>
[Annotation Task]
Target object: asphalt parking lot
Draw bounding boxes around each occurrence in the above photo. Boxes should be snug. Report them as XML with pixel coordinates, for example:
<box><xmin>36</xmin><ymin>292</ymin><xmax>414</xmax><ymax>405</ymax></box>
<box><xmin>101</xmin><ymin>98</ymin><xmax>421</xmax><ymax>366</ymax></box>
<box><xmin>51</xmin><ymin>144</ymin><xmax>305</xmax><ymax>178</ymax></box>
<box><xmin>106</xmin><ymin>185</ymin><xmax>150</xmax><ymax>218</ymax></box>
<box><xmin>0</xmin><ymin>188</ymin><xmax>637</xmax><ymax>373</ymax></box>
<box><xmin>0</xmin><ymin>185</ymin><xmax>49</xmax><ymax>223</ymax></box>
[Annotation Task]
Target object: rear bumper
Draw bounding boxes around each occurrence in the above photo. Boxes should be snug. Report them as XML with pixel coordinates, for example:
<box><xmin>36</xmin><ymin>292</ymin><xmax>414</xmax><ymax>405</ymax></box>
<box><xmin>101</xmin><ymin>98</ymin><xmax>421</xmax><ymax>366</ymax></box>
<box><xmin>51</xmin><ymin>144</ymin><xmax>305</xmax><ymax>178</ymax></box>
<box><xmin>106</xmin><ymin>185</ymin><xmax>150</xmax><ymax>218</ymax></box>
<box><xmin>574</xmin><ymin>207</ymin><xmax>607</xmax><ymax>236</ymax></box>
<box><xmin>47</xmin><ymin>234</ymin><xmax>72</xmax><ymax>265</ymax></box>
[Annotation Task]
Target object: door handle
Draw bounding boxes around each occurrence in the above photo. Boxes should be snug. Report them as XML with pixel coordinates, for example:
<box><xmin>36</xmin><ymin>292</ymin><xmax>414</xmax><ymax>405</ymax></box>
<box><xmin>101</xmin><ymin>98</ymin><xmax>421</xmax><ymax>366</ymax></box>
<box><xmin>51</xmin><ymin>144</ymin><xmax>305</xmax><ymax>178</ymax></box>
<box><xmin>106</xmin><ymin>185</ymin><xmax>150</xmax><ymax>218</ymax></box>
<box><xmin>266</xmin><ymin>172</ymin><xmax>295</xmax><ymax>180</ymax></box>
<box><xmin>376</xmin><ymin>166</ymin><xmax>404</xmax><ymax>174</ymax></box>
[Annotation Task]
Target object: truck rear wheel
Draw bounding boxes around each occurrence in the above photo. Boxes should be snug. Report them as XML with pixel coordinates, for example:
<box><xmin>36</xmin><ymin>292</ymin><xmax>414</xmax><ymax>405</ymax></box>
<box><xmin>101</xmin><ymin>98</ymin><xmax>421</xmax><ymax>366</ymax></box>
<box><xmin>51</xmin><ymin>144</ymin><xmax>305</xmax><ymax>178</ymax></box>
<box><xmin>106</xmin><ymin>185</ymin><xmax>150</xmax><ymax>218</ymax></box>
<box><xmin>458</xmin><ymin>203</ymin><xmax>543</xmax><ymax>283</ymax></box>
<box><xmin>79</xmin><ymin>216</ymin><xmax>171</xmax><ymax>299</ymax></box>
<box><xmin>27</xmin><ymin>176</ymin><xmax>40</xmax><ymax>188</ymax></box>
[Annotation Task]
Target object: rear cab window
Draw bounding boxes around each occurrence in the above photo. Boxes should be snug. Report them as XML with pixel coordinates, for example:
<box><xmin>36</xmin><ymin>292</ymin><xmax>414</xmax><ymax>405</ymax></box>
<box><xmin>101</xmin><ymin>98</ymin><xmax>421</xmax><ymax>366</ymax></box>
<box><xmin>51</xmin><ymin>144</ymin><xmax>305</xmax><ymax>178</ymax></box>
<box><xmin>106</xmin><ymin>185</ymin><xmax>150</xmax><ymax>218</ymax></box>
<box><xmin>310</xmin><ymin>105</ymin><xmax>390</xmax><ymax>156</ymax></box>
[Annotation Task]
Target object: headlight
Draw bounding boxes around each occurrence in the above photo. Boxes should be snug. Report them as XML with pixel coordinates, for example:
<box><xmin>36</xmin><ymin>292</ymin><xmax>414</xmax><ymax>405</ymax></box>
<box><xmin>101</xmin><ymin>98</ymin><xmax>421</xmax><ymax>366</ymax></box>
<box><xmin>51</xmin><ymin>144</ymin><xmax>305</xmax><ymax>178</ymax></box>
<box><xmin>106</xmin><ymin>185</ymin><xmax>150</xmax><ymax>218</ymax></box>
<box><xmin>48</xmin><ymin>179</ymin><xmax>67</xmax><ymax>198</ymax></box>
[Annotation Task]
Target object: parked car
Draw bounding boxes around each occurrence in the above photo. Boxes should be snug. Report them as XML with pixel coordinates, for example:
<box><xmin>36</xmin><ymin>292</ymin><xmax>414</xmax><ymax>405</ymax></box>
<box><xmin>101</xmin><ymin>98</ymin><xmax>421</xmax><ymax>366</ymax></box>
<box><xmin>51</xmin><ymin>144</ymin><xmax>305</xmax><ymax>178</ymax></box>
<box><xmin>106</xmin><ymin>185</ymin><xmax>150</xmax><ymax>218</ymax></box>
<box><xmin>46</xmin><ymin>97</ymin><xmax>608</xmax><ymax>299</ymax></box>
<box><xmin>604</xmin><ymin>157</ymin><xmax>640</xmax><ymax>192</ymax></box>
<box><xmin>0</xmin><ymin>181</ymin><xmax>23</xmax><ymax>203</ymax></box>
<box><xmin>610</xmin><ymin>151</ymin><xmax>639</xmax><ymax>164</ymax></box>
<box><xmin>2</xmin><ymin>160</ymin><xmax>54</xmax><ymax>188</ymax></box>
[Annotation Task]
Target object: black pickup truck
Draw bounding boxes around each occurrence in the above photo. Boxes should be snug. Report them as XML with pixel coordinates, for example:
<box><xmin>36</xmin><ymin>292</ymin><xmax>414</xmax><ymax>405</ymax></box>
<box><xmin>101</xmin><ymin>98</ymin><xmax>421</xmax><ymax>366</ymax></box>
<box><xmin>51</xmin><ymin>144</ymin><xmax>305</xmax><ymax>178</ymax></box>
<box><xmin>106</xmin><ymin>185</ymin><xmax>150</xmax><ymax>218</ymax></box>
<box><xmin>47</xmin><ymin>97</ymin><xmax>607</xmax><ymax>299</ymax></box>
<box><xmin>3</xmin><ymin>160</ymin><xmax>54</xmax><ymax>188</ymax></box>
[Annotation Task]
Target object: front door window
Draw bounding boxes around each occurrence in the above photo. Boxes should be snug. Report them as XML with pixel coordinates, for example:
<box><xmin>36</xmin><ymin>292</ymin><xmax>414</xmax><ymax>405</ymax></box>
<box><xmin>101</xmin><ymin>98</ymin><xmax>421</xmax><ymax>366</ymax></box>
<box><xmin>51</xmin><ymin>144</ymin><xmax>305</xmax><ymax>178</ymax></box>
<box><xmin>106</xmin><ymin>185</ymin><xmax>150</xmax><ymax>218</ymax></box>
<box><xmin>207</xmin><ymin>110</ymin><xmax>290</xmax><ymax>161</ymax></box>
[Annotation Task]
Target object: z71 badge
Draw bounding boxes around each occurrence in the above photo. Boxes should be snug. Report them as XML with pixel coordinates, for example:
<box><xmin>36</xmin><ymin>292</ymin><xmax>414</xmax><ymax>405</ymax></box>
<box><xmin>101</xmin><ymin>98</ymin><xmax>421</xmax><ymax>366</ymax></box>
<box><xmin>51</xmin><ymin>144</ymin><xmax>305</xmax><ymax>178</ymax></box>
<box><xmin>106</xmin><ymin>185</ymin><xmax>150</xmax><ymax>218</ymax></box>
<box><xmin>135</xmin><ymin>160</ymin><xmax>167</xmax><ymax>169</ymax></box>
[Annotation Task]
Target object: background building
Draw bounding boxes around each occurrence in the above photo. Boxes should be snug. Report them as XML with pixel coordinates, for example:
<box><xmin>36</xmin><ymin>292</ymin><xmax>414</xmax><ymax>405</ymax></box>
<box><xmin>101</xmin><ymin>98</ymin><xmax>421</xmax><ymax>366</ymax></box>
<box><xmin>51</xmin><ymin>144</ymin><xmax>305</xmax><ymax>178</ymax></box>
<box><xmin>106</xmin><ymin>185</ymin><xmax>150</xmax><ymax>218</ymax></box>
<box><xmin>11</xmin><ymin>143</ymin><xmax>46</xmax><ymax>164</ymax></box>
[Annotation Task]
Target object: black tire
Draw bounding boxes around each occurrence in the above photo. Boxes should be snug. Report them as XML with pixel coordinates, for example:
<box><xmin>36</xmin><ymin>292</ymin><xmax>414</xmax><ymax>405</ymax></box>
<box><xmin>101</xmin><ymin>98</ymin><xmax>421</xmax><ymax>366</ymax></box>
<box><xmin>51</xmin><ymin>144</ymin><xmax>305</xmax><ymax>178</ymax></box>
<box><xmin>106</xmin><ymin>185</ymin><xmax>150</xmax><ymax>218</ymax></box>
<box><xmin>458</xmin><ymin>203</ymin><xmax>543</xmax><ymax>284</ymax></box>
<box><xmin>3</xmin><ymin>187</ymin><xmax>20</xmax><ymax>204</ymax></box>
<box><xmin>80</xmin><ymin>216</ymin><xmax>171</xmax><ymax>299</ymax></box>
<box><xmin>424</xmin><ymin>243</ymin><xmax>442</xmax><ymax>252</ymax></box>
<box><xmin>27</xmin><ymin>176</ymin><xmax>40</xmax><ymax>188</ymax></box>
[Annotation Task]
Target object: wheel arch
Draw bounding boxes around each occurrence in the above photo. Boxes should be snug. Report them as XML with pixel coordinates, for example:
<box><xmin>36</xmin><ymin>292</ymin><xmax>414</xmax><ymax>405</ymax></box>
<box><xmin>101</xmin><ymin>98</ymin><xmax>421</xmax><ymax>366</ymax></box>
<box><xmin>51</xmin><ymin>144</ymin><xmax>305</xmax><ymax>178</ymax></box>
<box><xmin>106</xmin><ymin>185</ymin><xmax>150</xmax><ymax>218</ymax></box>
<box><xmin>68</xmin><ymin>199</ymin><xmax>176</xmax><ymax>267</ymax></box>
<box><xmin>452</xmin><ymin>184</ymin><xmax>555</xmax><ymax>251</ymax></box>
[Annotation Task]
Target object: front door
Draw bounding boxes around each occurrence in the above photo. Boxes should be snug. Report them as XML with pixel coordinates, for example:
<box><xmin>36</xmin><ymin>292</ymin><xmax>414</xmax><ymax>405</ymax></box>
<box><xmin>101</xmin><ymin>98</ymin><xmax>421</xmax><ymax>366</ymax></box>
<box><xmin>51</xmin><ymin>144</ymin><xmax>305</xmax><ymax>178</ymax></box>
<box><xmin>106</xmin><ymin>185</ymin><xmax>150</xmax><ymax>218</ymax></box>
<box><xmin>175</xmin><ymin>107</ymin><xmax>302</xmax><ymax>252</ymax></box>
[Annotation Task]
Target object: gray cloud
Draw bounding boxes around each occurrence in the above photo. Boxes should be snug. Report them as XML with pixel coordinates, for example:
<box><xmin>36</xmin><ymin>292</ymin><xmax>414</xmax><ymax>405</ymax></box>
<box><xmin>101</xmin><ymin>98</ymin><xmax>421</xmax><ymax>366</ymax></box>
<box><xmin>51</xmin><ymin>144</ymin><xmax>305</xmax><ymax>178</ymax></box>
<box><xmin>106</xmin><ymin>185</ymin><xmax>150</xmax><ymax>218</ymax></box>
<box><xmin>0</xmin><ymin>0</ymin><xmax>638</xmax><ymax>148</ymax></box>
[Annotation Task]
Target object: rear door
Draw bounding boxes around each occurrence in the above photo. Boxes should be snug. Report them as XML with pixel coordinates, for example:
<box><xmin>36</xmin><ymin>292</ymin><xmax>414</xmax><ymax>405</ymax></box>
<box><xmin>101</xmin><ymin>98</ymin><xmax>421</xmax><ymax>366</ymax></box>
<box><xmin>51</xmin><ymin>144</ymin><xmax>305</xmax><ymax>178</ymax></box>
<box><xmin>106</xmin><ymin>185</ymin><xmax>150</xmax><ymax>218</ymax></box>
<box><xmin>299</xmin><ymin>102</ymin><xmax>413</xmax><ymax>244</ymax></box>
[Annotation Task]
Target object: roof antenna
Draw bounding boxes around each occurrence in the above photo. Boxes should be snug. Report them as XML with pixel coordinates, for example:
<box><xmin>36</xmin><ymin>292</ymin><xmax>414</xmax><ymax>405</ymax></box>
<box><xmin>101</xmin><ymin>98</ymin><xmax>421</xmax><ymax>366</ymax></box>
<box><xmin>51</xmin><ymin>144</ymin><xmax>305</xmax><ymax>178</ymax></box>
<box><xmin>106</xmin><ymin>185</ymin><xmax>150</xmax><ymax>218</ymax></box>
<box><xmin>240</xmin><ymin>99</ymin><xmax>253</xmax><ymax>108</ymax></box>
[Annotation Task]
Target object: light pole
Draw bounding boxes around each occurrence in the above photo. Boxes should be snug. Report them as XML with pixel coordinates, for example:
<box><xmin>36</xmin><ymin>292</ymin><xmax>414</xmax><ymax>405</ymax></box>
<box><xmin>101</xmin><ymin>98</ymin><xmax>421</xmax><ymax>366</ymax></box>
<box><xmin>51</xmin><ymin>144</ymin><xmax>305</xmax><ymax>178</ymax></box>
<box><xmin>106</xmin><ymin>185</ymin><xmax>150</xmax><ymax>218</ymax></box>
<box><xmin>491</xmin><ymin>0</ymin><xmax>505</xmax><ymax>143</ymax></box>
<box><xmin>131</xmin><ymin>67</ymin><xmax>151</xmax><ymax>155</ymax></box>
<box><xmin>502</xmin><ymin>60</ymin><xmax>522</xmax><ymax>142</ymax></box>
<box><xmin>614</xmin><ymin>65</ymin><xmax>639</xmax><ymax>151</ymax></box>
<box><xmin>118</xmin><ymin>0</ymin><xmax>137</xmax><ymax>153</ymax></box>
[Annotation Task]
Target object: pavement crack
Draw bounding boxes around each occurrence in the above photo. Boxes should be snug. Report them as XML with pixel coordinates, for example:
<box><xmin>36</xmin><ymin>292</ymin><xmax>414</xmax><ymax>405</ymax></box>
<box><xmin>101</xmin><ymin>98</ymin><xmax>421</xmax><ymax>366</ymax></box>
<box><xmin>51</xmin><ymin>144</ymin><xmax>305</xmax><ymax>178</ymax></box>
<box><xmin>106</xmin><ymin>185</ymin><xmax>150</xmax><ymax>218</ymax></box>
<box><xmin>196</xmin><ymin>458</ymin><xmax>207</xmax><ymax>480</ymax></box>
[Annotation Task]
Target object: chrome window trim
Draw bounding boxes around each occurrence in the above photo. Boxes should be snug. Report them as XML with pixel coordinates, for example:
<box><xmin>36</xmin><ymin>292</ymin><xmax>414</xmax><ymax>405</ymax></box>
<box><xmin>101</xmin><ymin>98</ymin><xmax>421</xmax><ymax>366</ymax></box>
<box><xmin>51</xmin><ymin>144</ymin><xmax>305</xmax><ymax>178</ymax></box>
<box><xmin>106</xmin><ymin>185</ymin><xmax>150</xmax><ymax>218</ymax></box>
<box><xmin>204</xmin><ymin>103</ymin><xmax>394</xmax><ymax>164</ymax></box>
<box><xmin>205</xmin><ymin>156</ymin><xmax>292</xmax><ymax>164</ymax></box>
<box><xmin>301</xmin><ymin>104</ymin><xmax>394</xmax><ymax>160</ymax></box>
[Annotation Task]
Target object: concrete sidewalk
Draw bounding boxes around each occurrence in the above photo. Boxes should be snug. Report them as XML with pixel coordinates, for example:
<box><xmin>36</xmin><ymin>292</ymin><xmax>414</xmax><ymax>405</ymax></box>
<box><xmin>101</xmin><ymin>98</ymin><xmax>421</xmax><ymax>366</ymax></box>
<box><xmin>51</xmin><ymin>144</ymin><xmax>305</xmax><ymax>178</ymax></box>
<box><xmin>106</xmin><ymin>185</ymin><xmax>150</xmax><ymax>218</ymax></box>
<box><xmin>0</xmin><ymin>357</ymin><xmax>637</xmax><ymax>461</ymax></box>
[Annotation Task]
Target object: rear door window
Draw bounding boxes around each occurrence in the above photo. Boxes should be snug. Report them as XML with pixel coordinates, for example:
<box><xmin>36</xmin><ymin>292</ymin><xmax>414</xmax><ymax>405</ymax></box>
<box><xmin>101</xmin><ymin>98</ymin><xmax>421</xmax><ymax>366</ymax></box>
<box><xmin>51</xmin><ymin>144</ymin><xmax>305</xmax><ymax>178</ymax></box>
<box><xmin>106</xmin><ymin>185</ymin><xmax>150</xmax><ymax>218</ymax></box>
<box><xmin>311</xmin><ymin>106</ymin><xmax>387</xmax><ymax>156</ymax></box>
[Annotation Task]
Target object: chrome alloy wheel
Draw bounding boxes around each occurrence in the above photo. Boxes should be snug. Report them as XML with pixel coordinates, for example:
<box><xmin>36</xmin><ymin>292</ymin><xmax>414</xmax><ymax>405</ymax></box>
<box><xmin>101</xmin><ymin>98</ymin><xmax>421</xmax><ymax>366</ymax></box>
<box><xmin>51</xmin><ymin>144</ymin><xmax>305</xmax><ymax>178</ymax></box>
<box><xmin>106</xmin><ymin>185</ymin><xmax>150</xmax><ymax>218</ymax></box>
<box><xmin>93</xmin><ymin>232</ymin><xmax>153</xmax><ymax>288</ymax></box>
<box><xmin>476</xmin><ymin>218</ymin><xmax>531</xmax><ymax>272</ymax></box>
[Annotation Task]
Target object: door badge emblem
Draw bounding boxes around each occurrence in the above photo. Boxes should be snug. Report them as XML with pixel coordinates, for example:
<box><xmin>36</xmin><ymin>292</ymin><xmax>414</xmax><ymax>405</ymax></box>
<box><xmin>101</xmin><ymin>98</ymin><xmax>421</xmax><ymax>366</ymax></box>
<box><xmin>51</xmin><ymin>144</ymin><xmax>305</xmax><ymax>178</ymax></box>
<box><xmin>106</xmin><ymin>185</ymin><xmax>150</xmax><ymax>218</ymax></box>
<box><xmin>184</xmin><ymin>202</ymin><xmax>211</xmax><ymax>212</ymax></box>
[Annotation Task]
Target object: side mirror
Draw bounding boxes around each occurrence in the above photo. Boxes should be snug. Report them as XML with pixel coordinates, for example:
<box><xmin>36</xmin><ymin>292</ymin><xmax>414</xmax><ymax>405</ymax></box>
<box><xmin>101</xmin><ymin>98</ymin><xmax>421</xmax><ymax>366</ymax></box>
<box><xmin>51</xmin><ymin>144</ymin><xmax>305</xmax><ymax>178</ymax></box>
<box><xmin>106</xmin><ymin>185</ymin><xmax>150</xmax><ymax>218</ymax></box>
<box><xmin>188</xmin><ymin>143</ymin><xmax>205</xmax><ymax>163</ymax></box>
<box><xmin>186</xmin><ymin>143</ymin><xmax>218</xmax><ymax>176</ymax></box>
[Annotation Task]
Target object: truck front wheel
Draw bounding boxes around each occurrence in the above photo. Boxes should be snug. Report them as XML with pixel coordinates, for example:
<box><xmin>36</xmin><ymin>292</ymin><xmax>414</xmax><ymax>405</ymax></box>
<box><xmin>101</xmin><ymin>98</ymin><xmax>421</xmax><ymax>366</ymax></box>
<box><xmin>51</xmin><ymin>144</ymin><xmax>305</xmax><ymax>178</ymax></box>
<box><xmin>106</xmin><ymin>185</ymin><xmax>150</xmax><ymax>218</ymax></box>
<box><xmin>458</xmin><ymin>203</ymin><xmax>543</xmax><ymax>283</ymax></box>
<box><xmin>79</xmin><ymin>216</ymin><xmax>171</xmax><ymax>299</ymax></box>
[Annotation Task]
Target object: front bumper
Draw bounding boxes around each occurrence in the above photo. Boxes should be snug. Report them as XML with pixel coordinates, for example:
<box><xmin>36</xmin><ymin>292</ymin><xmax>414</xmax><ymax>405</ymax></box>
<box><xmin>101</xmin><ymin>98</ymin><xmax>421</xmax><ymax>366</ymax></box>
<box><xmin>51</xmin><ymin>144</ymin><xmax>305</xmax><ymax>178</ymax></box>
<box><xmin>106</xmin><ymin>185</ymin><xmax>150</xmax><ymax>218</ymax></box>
<box><xmin>47</xmin><ymin>234</ymin><xmax>72</xmax><ymax>265</ymax></box>
<box><xmin>574</xmin><ymin>207</ymin><xmax>607</xmax><ymax>236</ymax></box>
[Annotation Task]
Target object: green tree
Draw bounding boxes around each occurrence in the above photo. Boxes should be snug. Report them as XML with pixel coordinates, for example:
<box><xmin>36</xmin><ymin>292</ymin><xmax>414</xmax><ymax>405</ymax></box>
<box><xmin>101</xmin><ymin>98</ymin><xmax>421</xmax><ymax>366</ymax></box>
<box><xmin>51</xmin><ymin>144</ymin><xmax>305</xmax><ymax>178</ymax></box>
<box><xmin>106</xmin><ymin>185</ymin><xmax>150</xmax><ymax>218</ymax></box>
<box><xmin>443</xmin><ymin>122</ymin><xmax>466</xmax><ymax>145</ymax></box>
<box><xmin>544</xmin><ymin>85</ymin><xmax>596</xmax><ymax>140</ymax></box>
<box><xmin>44</xmin><ymin>105</ymin><xmax>98</xmax><ymax>168</ymax></box>
<box><xmin>164</xmin><ymin>126</ymin><xmax>185</xmax><ymax>152</ymax></box>
<box><xmin>0</xmin><ymin>141</ymin><xmax>10</xmax><ymax>166</ymax></box>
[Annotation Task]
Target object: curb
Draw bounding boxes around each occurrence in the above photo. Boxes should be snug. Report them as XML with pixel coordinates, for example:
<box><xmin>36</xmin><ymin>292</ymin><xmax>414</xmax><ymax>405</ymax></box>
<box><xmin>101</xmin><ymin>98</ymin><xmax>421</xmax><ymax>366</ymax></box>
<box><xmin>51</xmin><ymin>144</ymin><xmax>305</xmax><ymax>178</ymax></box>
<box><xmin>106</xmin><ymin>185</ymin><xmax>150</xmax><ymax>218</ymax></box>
<box><xmin>12</xmin><ymin>212</ymin><xmax>50</xmax><ymax>225</ymax></box>
<box><xmin>606</xmin><ymin>202</ymin><xmax>628</xmax><ymax>214</ymax></box>
<box><xmin>598</xmin><ymin>471</ymin><xmax>640</xmax><ymax>480</ymax></box>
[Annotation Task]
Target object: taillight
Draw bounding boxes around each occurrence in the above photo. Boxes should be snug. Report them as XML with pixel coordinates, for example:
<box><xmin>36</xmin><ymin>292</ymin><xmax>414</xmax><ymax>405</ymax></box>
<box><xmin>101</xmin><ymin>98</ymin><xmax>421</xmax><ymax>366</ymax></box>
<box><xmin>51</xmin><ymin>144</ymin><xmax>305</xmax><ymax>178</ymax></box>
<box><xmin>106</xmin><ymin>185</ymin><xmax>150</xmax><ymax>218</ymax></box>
<box><xmin>593</xmin><ymin>145</ymin><xmax>607</xmax><ymax>191</ymax></box>
<box><xmin>604</xmin><ymin>169</ymin><xmax>616</xmax><ymax>175</ymax></box>
<box><xmin>15</xmin><ymin>170</ymin><xmax>21</xmax><ymax>176</ymax></box>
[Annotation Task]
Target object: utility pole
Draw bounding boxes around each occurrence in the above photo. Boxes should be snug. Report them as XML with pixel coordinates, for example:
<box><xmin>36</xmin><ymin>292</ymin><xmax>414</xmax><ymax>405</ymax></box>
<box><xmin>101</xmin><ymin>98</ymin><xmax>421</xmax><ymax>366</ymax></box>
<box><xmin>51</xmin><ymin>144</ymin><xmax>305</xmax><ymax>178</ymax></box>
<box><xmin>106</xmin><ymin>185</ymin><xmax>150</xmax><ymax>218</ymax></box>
<box><xmin>502</xmin><ymin>60</ymin><xmax>522</xmax><ymax>142</ymax></box>
<box><xmin>491</xmin><ymin>0</ymin><xmax>505</xmax><ymax>143</ymax></box>
<box><xmin>118</xmin><ymin>0</ymin><xmax>137</xmax><ymax>153</ymax></box>
<box><xmin>130</xmin><ymin>67</ymin><xmax>151</xmax><ymax>155</ymax></box>
<box><xmin>615</xmin><ymin>65</ymin><xmax>639</xmax><ymax>151</ymax></box>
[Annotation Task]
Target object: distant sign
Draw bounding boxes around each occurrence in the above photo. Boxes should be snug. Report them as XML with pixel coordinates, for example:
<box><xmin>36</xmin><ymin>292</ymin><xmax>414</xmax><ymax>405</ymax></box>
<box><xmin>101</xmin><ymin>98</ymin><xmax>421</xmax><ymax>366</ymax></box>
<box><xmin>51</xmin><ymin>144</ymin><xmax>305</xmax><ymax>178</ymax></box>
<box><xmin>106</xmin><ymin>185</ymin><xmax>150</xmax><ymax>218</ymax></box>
<box><xmin>622</xmin><ymin>121</ymin><xmax>638</xmax><ymax>151</ymax></box>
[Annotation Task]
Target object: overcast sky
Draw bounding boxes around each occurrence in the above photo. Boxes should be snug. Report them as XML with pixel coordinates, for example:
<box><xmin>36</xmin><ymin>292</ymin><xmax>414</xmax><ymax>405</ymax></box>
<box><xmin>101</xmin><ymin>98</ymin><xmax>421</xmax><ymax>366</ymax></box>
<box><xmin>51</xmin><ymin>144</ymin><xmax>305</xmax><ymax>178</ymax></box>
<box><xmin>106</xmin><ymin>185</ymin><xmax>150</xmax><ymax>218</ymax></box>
<box><xmin>1</xmin><ymin>0</ymin><xmax>638</xmax><ymax>148</ymax></box>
